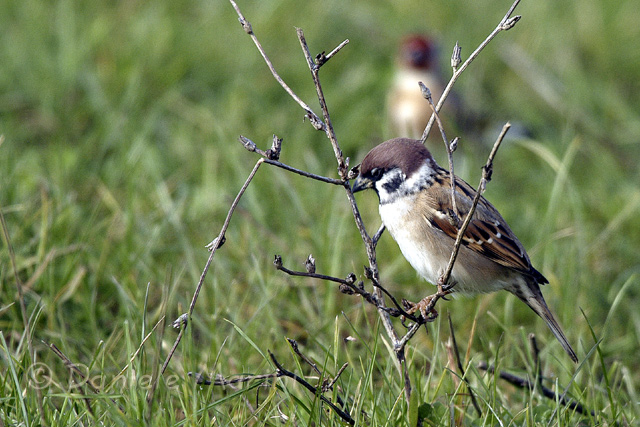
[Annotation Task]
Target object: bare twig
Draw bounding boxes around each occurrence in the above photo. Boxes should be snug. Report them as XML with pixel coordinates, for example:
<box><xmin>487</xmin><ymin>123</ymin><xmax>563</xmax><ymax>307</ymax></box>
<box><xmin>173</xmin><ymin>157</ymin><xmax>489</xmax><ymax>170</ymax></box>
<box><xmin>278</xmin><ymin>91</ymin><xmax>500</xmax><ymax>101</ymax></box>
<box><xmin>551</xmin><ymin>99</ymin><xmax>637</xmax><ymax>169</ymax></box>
<box><xmin>478</xmin><ymin>362</ymin><xmax>592</xmax><ymax>415</ymax></box>
<box><xmin>287</xmin><ymin>338</ymin><xmax>321</xmax><ymax>375</ymax></box>
<box><xmin>420</xmin><ymin>82</ymin><xmax>459</xmax><ymax>223</ymax></box>
<box><xmin>274</xmin><ymin>255</ymin><xmax>409</xmax><ymax>318</ymax></box>
<box><xmin>420</xmin><ymin>0</ymin><xmax>522</xmax><ymax>142</ymax></box>
<box><xmin>296</xmin><ymin>28</ymin><xmax>348</xmax><ymax>178</ymax></box>
<box><xmin>228</xmin><ymin>0</ymin><xmax>325</xmax><ymax>131</ymax></box>
<box><xmin>160</xmin><ymin>158</ymin><xmax>265</xmax><ymax>376</ymax></box>
<box><xmin>240</xmin><ymin>135</ymin><xmax>346</xmax><ymax>185</ymax></box>
<box><xmin>439</xmin><ymin>123</ymin><xmax>511</xmax><ymax>290</ymax></box>
<box><xmin>400</xmin><ymin>123</ymin><xmax>511</xmax><ymax>336</ymax></box>
<box><xmin>213</xmin><ymin>0</ymin><xmax>524</xmax><ymax>410</ymax></box>
<box><xmin>46</xmin><ymin>341</ymin><xmax>124</xmax><ymax>413</ymax></box>
<box><xmin>269</xmin><ymin>352</ymin><xmax>355</xmax><ymax>425</ymax></box>
<box><xmin>189</xmin><ymin>371</ymin><xmax>278</xmax><ymax>386</ymax></box>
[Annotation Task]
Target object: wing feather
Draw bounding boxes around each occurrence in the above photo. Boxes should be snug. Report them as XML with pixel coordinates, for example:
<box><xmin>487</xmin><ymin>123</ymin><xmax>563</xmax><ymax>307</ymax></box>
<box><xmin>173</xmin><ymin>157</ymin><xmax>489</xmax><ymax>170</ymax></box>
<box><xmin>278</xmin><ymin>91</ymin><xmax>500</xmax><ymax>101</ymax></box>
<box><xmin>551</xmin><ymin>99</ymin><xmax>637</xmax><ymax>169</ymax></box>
<box><xmin>421</xmin><ymin>170</ymin><xmax>544</xmax><ymax>280</ymax></box>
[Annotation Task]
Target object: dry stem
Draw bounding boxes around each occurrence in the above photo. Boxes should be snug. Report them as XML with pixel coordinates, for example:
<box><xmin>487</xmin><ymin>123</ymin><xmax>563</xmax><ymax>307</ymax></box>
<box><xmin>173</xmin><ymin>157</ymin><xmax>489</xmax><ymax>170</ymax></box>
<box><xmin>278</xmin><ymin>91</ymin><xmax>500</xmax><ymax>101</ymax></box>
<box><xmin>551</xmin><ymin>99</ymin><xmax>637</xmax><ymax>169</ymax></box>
<box><xmin>420</xmin><ymin>0</ymin><xmax>522</xmax><ymax>142</ymax></box>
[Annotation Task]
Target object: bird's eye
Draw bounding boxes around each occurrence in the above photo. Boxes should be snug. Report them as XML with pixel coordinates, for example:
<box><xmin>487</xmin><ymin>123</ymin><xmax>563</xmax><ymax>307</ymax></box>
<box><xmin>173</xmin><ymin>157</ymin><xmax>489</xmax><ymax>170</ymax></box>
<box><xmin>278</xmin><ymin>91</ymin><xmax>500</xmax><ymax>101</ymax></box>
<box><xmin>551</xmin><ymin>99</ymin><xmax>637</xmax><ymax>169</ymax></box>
<box><xmin>370</xmin><ymin>168</ymin><xmax>383</xmax><ymax>179</ymax></box>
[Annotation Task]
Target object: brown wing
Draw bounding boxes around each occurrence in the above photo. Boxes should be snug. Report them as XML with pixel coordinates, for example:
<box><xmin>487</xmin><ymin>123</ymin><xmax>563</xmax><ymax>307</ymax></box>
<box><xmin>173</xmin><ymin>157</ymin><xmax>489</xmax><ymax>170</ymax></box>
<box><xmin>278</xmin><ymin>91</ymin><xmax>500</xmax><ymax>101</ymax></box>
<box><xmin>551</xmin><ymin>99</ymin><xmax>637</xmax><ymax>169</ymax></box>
<box><xmin>422</xmin><ymin>170</ymin><xmax>545</xmax><ymax>280</ymax></box>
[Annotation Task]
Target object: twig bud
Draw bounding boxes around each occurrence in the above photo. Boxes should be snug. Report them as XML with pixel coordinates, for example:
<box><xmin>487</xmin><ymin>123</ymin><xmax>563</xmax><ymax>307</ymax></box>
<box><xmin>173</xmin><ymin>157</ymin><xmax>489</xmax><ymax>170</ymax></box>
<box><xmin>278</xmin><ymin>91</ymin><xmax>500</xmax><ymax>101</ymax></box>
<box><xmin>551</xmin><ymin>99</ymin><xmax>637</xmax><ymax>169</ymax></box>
<box><xmin>306</xmin><ymin>113</ymin><xmax>325</xmax><ymax>130</ymax></box>
<box><xmin>304</xmin><ymin>254</ymin><xmax>316</xmax><ymax>274</ymax></box>
<box><xmin>345</xmin><ymin>273</ymin><xmax>356</xmax><ymax>285</ymax></box>
<box><xmin>449</xmin><ymin>137</ymin><xmax>459</xmax><ymax>153</ymax></box>
<box><xmin>273</xmin><ymin>255</ymin><xmax>283</xmax><ymax>269</ymax></box>
<box><xmin>363</xmin><ymin>266</ymin><xmax>374</xmax><ymax>280</ymax></box>
<box><xmin>266</xmin><ymin>135</ymin><xmax>282</xmax><ymax>160</ymax></box>
<box><xmin>206</xmin><ymin>235</ymin><xmax>226</xmax><ymax>251</ymax></box>
<box><xmin>238</xmin><ymin>18</ymin><xmax>253</xmax><ymax>34</ymax></box>
<box><xmin>451</xmin><ymin>41</ymin><xmax>462</xmax><ymax>69</ymax></box>
<box><xmin>419</xmin><ymin>82</ymin><xmax>432</xmax><ymax>101</ymax></box>
<box><xmin>501</xmin><ymin>15</ymin><xmax>521</xmax><ymax>30</ymax></box>
<box><xmin>314</xmin><ymin>51</ymin><xmax>327</xmax><ymax>66</ymax></box>
<box><xmin>347</xmin><ymin>164</ymin><xmax>360</xmax><ymax>181</ymax></box>
<box><xmin>239</xmin><ymin>135</ymin><xmax>256</xmax><ymax>152</ymax></box>
<box><xmin>339</xmin><ymin>284</ymin><xmax>355</xmax><ymax>295</ymax></box>
<box><xmin>172</xmin><ymin>313</ymin><xmax>188</xmax><ymax>329</ymax></box>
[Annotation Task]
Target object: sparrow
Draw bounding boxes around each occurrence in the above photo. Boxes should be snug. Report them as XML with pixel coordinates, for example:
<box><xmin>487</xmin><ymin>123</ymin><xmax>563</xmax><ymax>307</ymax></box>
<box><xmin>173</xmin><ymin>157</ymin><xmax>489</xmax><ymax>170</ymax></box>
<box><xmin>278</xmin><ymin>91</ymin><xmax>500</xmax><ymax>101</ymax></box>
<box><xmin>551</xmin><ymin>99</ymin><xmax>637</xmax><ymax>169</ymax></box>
<box><xmin>387</xmin><ymin>35</ymin><xmax>453</xmax><ymax>139</ymax></box>
<box><xmin>352</xmin><ymin>138</ymin><xmax>578</xmax><ymax>362</ymax></box>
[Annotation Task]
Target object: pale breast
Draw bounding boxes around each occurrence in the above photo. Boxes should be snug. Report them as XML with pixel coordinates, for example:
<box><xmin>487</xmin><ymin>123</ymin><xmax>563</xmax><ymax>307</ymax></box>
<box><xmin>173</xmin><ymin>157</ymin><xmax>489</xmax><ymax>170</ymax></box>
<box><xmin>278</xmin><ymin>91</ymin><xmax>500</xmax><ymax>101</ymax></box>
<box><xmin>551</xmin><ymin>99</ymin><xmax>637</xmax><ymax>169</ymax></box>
<box><xmin>379</xmin><ymin>196</ymin><xmax>516</xmax><ymax>294</ymax></box>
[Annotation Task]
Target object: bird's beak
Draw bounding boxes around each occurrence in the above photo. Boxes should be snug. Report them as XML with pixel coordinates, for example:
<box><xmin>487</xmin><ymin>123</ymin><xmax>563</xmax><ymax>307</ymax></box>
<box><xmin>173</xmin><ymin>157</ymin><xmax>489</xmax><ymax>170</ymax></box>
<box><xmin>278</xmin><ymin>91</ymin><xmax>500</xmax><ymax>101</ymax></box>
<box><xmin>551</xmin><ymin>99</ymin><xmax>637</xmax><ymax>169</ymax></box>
<box><xmin>352</xmin><ymin>175</ymin><xmax>373</xmax><ymax>193</ymax></box>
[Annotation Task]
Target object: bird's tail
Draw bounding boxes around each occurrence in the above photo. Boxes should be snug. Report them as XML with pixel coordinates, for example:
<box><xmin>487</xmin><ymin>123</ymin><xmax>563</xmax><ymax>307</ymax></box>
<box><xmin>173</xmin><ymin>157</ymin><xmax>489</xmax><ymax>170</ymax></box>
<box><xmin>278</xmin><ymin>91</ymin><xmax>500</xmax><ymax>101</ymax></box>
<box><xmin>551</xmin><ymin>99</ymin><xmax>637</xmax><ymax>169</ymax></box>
<box><xmin>511</xmin><ymin>284</ymin><xmax>578</xmax><ymax>363</ymax></box>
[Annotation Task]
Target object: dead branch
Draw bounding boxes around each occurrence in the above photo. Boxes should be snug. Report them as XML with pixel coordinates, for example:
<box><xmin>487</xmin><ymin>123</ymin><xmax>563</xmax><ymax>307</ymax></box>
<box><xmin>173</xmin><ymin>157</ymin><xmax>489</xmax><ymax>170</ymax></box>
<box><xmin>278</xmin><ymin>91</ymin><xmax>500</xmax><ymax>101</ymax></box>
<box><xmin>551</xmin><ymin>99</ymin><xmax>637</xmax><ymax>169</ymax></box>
<box><xmin>478</xmin><ymin>361</ymin><xmax>592</xmax><ymax>416</ymax></box>
<box><xmin>420</xmin><ymin>0</ymin><xmax>523</xmax><ymax>141</ymax></box>
<box><xmin>160</xmin><ymin>0</ymin><xmax>526</xmax><ymax>411</ymax></box>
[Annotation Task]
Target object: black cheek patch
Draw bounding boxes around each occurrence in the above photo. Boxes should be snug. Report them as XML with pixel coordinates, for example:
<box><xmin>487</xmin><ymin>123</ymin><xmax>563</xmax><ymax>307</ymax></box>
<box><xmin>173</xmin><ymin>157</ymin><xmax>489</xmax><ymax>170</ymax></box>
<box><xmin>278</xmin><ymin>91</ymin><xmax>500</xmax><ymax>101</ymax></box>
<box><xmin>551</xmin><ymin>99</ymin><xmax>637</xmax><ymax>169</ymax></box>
<box><xmin>382</xmin><ymin>175</ymin><xmax>404</xmax><ymax>193</ymax></box>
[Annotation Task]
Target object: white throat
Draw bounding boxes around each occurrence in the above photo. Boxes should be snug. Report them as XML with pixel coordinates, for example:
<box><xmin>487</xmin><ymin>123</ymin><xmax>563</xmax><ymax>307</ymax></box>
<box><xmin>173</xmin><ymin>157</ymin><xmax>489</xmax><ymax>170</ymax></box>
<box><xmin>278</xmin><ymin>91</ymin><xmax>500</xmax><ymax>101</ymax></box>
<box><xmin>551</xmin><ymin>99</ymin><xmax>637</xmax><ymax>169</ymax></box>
<box><xmin>375</xmin><ymin>163</ymin><xmax>435</xmax><ymax>205</ymax></box>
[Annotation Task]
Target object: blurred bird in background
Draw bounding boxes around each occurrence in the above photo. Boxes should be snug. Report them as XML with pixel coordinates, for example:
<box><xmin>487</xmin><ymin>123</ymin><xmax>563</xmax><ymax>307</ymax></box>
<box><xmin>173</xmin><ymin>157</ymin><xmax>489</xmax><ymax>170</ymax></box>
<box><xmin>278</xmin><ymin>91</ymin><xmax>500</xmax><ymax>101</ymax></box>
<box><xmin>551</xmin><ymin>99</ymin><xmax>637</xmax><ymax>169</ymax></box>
<box><xmin>387</xmin><ymin>34</ymin><xmax>456</xmax><ymax>140</ymax></box>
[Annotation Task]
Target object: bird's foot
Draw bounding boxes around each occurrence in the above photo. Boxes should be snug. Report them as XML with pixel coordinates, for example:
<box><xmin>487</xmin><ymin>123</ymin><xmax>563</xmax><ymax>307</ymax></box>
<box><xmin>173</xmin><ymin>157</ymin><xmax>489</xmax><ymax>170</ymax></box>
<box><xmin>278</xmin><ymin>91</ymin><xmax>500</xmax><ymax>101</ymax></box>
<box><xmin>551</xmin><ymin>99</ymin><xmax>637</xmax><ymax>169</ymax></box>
<box><xmin>405</xmin><ymin>295</ymin><xmax>439</xmax><ymax>322</ymax></box>
<box><xmin>404</xmin><ymin>286</ymin><xmax>453</xmax><ymax>323</ymax></box>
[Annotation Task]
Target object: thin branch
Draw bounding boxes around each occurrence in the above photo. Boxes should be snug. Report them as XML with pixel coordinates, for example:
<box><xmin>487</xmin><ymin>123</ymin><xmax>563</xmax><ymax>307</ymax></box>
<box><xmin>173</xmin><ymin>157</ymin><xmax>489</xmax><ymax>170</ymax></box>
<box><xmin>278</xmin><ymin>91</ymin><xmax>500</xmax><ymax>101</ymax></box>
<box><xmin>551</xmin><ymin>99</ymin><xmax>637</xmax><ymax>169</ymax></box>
<box><xmin>478</xmin><ymin>362</ymin><xmax>592</xmax><ymax>416</ymax></box>
<box><xmin>274</xmin><ymin>255</ymin><xmax>408</xmax><ymax>318</ymax></box>
<box><xmin>240</xmin><ymin>135</ymin><xmax>345</xmax><ymax>185</ymax></box>
<box><xmin>420</xmin><ymin>0</ymin><xmax>522</xmax><ymax>142</ymax></box>
<box><xmin>287</xmin><ymin>338</ymin><xmax>321</xmax><ymax>375</ymax></box>
<box><xmin>321</xmin><ymin>39</ymin><xmax>350</xmax><ymax>63</ymax></box>
<box><xmin>189</xmin><ymin>371</ymin><xmax>278</xmax><ymax>386</ymax></box>
<box><xmin>46</xmin><ymin>341</ymin><xmax>124</xmax><ymax>413</ymax></box>
<box><xmin>269</xmin><ymin>352</ymin><xmax>355</xmax><ymax>425</ymax></box>
<box><xmin>228</xmin><ymin>0</ymin><xmax>325</xmax><ymax>131</ymax></box>
<box><xmin>420</xmin><ymin>82</ymin><xmax>459</xmax><ymax>223</ymax></box>
<box><xmin>439</xmin><ymin>123</ymin><xmax>511</xmax><ymax>291</ymax></box>
<box><xmin>296</xmin><ymin>28</ymin><xmax>348</xmax><ymax>178</ymax></box>
<box><xmin>160</xmin><ymin>158</ymin><xmax>265</xmax><ymax>376</ymax></box>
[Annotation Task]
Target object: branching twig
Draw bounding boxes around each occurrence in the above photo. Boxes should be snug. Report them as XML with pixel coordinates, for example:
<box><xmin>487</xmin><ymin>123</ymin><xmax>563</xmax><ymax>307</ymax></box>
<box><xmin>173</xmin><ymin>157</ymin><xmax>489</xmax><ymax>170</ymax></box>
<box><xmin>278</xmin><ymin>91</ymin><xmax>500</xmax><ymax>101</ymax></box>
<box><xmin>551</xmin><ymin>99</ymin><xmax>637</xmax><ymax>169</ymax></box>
<box><xmin>160</xmin><ymin>157</ymin><xmax>265</xmax><ymax>375</ymax></box>
<box><xmin>228</xmin><ymin>0</ymin><xmax>325</xmax><ymax>131</ymax></box>
<box><xmin>287</xmin><ymin>338</ymin><xmax>321</xmax><ymax>375</ymax></box>
<box><xmin>296</xmin><ymin>28</ymin><xmax>348</xmax><ymax>178</ymax></box>
<box><xmin>420</xmin><ymin>0</ymin><xmax>522</xmax><ymax>142</ymax></box>
<box><xmin>172</xmin><ymin>0</ymin><xmax>526</xmax><ymax>411</ymax></box>
<box><xmin>269</xmin><ymin>352</ymin><xmax>355</xmax><ymax>425</ymax></box>
<box><xmin>273</xmin><ymin>255</ymin><xmax>410</xmax><ymax>318</ymax></box>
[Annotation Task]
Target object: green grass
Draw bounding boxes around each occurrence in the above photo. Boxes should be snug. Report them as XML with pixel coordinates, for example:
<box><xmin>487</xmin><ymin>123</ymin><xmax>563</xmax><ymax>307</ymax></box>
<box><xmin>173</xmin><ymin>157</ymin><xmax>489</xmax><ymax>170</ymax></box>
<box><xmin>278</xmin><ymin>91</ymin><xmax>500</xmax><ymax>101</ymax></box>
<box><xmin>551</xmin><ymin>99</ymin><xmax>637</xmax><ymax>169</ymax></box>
<box><xmin>1</xmin><ymin>0</ymin><xmax>639</xmax><ymax>425</ymax></box>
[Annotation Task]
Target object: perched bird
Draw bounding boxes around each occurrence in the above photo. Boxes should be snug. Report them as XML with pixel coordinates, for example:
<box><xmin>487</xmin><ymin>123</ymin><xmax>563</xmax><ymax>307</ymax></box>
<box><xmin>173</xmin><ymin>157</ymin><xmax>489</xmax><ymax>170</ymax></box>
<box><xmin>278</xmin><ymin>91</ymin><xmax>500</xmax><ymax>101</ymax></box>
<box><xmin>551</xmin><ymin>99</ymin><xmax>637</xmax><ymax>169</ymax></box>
<box><xmin>387</xmin><ymin>35</ymin><xmax>452</xmax><ymax>139</ymax></box>
<box><xmin>352</xmin><ymin>138</ymin><xmax>577</xmax><ymax>362</ymax></box>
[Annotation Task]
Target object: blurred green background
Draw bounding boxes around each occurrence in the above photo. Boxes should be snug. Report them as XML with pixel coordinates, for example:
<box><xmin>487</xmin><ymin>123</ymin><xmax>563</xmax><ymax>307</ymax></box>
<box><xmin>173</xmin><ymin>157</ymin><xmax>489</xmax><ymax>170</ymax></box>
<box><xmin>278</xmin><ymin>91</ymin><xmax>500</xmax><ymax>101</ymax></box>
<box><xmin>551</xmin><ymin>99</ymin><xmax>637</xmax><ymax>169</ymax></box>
<box><xmin>1</xmin><ymin>0</ymin><xmax>639</xmax><ymax>424</ymax></box>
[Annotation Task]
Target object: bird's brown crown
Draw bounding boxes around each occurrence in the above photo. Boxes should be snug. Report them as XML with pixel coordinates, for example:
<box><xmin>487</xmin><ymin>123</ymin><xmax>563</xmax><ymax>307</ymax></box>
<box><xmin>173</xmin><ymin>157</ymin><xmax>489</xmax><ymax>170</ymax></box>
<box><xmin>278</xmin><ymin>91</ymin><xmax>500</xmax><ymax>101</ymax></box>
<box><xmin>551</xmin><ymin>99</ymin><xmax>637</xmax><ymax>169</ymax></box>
<box><xmin>359</xmin><ymin>138</ymin><xmax>434</xmax><ymax>179</ymax></box>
